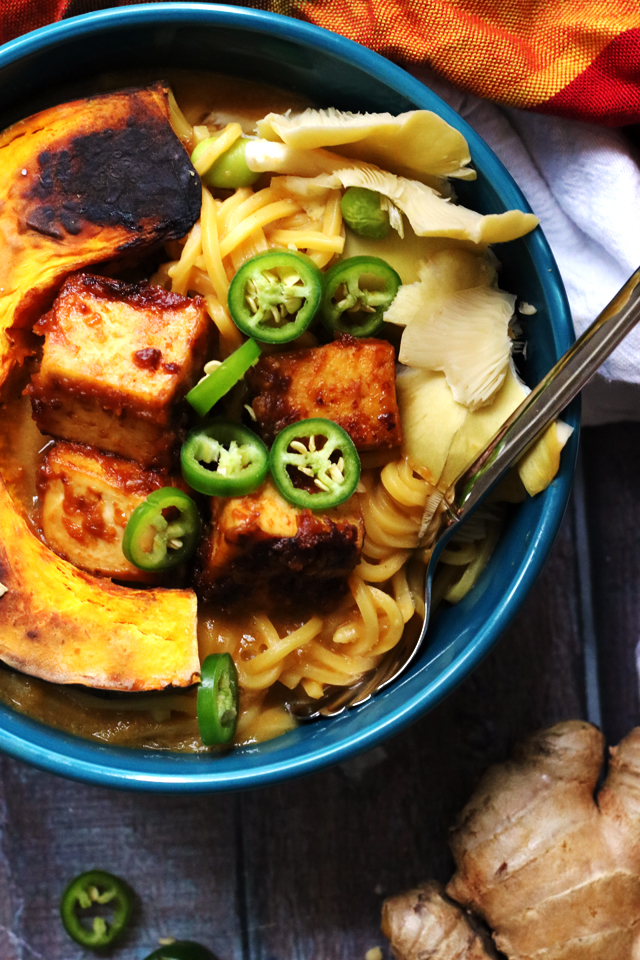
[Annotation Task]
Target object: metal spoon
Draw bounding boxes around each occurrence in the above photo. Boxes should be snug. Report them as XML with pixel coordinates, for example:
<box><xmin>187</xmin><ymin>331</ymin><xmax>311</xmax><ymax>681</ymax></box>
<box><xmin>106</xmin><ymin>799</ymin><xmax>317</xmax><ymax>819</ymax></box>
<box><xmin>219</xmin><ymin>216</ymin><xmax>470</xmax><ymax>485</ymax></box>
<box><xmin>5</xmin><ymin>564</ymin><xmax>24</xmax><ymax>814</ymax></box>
<box><xmin>288</xmin><ymin>267</ymin><xmax>640</xmax><ymax>721</ymax></box>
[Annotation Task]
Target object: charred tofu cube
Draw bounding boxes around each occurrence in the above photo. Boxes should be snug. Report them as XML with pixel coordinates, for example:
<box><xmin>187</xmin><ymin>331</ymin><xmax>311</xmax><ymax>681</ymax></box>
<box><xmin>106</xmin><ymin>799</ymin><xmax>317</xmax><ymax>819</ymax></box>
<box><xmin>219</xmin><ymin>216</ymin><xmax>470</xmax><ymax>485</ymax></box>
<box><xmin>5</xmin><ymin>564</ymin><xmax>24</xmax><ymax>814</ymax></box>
<box><xmin>38</xmin><ymin>441</ymin><xmax>180</xmax><ymax>582</ymax></box>
<box><xmin>28</xmin><ymin>273</ymin><xmax>213</xmax><ymax>468</ymax></box>
<box><xmin>247</xmin><ymin>336</ymin><xmax>402</xmax><ymax>450</ymax></box>
<box><xmin>195</xmin><ymin>480</ymin><xmax>364</xmax><ymax>609</ymax></box>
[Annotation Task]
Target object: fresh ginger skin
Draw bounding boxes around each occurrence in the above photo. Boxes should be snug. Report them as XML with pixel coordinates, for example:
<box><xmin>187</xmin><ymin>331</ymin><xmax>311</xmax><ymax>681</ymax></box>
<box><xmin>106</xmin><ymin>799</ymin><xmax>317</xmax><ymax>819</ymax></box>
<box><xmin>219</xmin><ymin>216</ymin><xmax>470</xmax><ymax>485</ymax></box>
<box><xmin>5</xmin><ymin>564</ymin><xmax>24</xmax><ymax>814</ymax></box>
<box><xmin>383</xmin><ymin>721</ymin><xmax>640</xmax><ymax>960</ymax></box>
<box><xmin>382</xmin><ymin>881</ymin><xmax>495</xmax><ymax>959</ymax></box>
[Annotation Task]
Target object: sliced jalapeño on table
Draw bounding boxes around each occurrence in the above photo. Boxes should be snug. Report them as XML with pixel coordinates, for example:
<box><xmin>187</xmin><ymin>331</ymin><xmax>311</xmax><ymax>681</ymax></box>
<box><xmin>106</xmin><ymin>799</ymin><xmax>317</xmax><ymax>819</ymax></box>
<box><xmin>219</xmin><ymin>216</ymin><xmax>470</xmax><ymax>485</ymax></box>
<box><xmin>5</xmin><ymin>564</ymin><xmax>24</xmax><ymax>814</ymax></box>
<box><xmin>60</xmin><ymin>869</ymin><xmax>133</xmax><ymax>949</ymax></box>
<box><xmin>143</xmin><ymin>941</ymin><xmax>217</xmax><ymax>960</ymax></box>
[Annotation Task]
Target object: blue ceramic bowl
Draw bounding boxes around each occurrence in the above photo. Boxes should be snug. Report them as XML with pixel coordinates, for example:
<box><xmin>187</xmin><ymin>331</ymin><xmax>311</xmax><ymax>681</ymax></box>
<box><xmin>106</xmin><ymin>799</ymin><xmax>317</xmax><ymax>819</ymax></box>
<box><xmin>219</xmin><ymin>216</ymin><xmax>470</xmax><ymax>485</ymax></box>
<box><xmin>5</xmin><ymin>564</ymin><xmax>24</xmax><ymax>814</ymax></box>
<box><xmin>0</xmin><ymin>3</ymin><xmax>577</xmax><ymax>791</ymax></box>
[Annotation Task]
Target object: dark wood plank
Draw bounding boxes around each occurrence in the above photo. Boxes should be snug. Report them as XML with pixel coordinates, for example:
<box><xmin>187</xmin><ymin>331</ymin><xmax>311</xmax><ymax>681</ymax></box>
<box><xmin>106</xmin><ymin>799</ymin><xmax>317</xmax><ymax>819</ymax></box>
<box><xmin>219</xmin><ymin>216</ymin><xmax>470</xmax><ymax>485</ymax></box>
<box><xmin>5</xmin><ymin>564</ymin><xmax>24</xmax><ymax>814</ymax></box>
<box><xmin>0</xmin><ymin>760</ymin><xmax>241</xmax><ymax>959</ymax></box>
<box><xmin>238</xmin><ymin>506</ymin><xmax>586</xmax><ymax>960</ymax></box>
<box><xmin>581</xmin><ymin>422</ymin><xmax>640</xmax><ymax>743</ymax></box>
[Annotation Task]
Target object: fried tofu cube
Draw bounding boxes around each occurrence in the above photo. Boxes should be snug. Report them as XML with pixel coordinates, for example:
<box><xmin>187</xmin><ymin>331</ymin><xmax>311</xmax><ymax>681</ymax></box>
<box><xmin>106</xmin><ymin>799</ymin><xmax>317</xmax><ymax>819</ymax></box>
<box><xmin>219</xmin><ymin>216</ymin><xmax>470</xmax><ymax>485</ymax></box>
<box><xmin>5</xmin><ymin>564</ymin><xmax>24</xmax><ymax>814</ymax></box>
<box><xmin>28</xmin><ymin>273</ymin><xmax>213</xmax><ymax>467</ymax></box>
<box><xmin>195</xmin><ymin>480</ymin><xmax>364</xmax><ymax>609</ymax></box>
<box><xmin>247</xmin><ymin>336</ymin><xmax>402</xmax><ymax>450</ymax></box>
<box><xmin>38</xmin><ymin>441</ymin><xmax>180</xmax><ymax>582</ymax></box>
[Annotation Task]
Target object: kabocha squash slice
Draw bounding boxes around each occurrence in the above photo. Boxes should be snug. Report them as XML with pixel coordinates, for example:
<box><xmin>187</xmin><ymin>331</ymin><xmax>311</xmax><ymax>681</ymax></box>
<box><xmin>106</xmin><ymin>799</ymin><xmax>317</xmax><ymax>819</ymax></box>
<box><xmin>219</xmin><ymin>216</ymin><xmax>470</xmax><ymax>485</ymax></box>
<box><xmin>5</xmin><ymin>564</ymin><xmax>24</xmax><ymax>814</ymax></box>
<box><xmin>0</xmin><ymin>481</ymin><xmax>199</xmax><ymax>690</ymax></box>
<box><xmin>0</xmin><ymin>84</ymin><xmax>202</xmax><ymax>691</ymax></box>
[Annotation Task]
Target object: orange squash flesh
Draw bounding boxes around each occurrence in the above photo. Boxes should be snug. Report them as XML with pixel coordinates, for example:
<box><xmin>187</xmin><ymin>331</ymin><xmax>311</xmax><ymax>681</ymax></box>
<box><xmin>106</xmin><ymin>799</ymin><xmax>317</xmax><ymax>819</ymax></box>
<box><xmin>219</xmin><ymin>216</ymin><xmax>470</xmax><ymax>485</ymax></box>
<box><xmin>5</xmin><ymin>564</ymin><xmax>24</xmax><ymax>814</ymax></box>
<box><xmin>0</xmin><ymin>84</ymin><xmax>202</xmax><ymax>691</ymax></box>
<box><xmin>0</xmin><ymin>481</ymin><xmax>199</xmax><ymax>690</ymax></box>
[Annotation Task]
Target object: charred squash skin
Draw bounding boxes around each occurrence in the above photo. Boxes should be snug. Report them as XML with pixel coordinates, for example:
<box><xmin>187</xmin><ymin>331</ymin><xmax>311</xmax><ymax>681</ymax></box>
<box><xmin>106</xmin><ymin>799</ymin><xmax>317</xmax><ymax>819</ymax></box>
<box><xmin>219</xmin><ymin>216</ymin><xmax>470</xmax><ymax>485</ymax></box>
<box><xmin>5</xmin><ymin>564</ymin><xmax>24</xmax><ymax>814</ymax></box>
<box><xmin>0</xmin><ymin>84</ymin><xmax>202</xmax><ymax>691</ymax></box>
<box><xmin>0</xmin><ymin>82</ymin><xmax>201</xmax><ymax>377</ymax></box>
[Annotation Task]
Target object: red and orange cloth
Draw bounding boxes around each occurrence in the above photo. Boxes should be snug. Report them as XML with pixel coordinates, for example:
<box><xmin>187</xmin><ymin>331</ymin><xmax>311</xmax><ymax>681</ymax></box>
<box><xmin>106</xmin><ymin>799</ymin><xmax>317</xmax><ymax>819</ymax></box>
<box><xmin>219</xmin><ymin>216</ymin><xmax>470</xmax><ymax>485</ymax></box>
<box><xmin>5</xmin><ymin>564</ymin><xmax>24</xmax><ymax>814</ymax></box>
<box><xmin>2</xmin><ymin>0</ymin><xmax>640</xmax><ymax>126</ymax></box>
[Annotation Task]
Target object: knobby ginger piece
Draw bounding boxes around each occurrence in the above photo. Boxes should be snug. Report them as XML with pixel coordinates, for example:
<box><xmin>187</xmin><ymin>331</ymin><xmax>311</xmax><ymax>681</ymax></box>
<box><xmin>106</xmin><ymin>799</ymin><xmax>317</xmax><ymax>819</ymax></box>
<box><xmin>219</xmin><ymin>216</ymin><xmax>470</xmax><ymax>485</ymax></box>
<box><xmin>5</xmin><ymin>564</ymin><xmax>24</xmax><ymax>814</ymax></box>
<box><xmin>447</xmin><ymin>721</ymin><xmax>640</xmax><ymax>958</ymax></box>
<box><xmin>382</xmin><ymin>881</ymin><xmax>495</xmax><ymax>960</ymax></box>
<box><xmin>382</xmin><ymin>721</ymin><xmax>640</xmax><ymax>960</ymax></box>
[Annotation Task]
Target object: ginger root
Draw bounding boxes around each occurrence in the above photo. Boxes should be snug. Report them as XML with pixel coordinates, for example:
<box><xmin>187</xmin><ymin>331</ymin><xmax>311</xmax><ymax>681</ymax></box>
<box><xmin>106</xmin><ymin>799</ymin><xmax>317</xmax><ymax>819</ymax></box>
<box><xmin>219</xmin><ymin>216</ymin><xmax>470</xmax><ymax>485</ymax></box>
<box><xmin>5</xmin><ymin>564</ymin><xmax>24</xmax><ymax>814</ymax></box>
<box><xmin>382</xmin><ymin>881</ymin><xmax>496</xmax><ymax>959</ymax></box>
<box><xmin>382</xmin><ymin>720</ymin><xmax>640</xmax><ymax>960</ymax></box>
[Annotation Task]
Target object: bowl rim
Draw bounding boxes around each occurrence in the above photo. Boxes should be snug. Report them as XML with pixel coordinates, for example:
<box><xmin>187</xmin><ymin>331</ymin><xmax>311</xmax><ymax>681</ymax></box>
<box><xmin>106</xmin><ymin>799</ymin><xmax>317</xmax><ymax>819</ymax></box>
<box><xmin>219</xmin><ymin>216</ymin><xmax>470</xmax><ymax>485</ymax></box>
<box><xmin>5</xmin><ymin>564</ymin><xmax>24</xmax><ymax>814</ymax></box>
<box><xmin>0</xmin><ymin>2</ymin><xmax>577</xmax><ymax>791</ymax></box>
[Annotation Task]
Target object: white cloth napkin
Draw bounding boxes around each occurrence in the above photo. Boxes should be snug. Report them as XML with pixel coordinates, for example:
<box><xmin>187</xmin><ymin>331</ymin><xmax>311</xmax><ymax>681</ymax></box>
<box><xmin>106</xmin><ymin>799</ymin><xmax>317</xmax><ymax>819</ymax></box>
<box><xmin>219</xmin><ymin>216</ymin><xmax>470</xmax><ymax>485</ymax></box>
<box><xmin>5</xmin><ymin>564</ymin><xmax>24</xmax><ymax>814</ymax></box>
<box><xmin>410</xmin><ymin>67</ymin><xmax>640</xmax><ymax>415</ymax></box>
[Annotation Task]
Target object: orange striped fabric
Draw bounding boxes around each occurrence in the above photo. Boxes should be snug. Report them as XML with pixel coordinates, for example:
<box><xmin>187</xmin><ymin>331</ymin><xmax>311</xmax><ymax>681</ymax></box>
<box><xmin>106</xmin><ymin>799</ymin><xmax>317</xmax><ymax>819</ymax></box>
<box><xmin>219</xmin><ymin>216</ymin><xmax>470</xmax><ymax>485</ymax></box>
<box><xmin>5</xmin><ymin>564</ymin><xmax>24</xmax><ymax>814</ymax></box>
<box><xmin>2</xmin><ymin>0</ymin><xmax>640</xmax><ymax>124</ymax></box>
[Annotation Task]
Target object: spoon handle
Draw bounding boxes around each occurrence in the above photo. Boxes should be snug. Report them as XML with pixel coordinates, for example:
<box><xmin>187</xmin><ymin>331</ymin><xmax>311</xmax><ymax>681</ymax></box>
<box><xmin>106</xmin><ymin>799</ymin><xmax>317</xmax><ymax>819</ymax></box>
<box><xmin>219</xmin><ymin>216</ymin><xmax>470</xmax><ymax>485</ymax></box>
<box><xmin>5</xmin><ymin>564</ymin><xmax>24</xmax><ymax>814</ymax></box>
<box><xmin>454</xmin><ymin>267</ymin><xmax>640</xmax><ymax>517</ymax></box>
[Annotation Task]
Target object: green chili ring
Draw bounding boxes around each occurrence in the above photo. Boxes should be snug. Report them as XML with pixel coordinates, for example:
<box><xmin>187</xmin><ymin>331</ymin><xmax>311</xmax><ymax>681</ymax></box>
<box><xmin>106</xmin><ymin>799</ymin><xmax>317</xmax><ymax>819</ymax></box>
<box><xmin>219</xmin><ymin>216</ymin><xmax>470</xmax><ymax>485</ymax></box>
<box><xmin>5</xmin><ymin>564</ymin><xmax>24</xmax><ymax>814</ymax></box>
<box><xmin>60</xmin><ymin>869</ymin><xmax>133</xmax><ymax>949</ymax></box>
<box><xmin>320</xmin><ymin>255</ymin><xmax>401</xmax><ymax>337</ymax></box>
<box><xmin>269</xmin><ymin>418</ymin><xmax>361</xmax><ymax>511</ymax></box>
<box><xmin>228</xmin><ymin>250</ymin><xmax>323</xmax><ymax>343</ymax></box>
<box><xmin>181</xmin><ymin>420</ymin><xmax>269</xmax><ymax>497</ymax></box>
<box><xmin>197</xmin><ymin>653</ymin><xmax>240</xmax><ymax>746</ymax></box>
<box><xmin>144</xmin><ymin>941</ymin><xmax>217</xmax><ymax>960</ymax></box>
<box><xmin>186</xmin><ymin>338</ymin><xmax>262</xmax><ymax>418</ymax></box>
<box><xmin>122</xmin><ymin>488</ymin><xmax>201</xmax><ymax>572</ymax></box>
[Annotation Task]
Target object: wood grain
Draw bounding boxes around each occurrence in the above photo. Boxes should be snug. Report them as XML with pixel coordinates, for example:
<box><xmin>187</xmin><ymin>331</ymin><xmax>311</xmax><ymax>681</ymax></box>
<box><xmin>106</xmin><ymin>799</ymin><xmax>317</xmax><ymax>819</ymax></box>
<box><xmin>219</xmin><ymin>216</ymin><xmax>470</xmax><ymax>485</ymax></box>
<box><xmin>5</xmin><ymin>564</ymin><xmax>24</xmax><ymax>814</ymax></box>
<box><xmin>582</xmin><ymin>423</ymin><xmax>640</xmax><ymax>743</ymax></box>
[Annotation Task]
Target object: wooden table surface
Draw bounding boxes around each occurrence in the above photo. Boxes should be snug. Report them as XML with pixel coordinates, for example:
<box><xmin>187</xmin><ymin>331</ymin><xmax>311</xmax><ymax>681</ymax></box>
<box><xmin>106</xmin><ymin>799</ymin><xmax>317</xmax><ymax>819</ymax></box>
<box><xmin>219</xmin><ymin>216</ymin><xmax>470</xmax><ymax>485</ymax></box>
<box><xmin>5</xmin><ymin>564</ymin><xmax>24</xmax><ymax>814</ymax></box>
<box><xmin>0</xmin><ymin>423</ymin><xmax>638</xmax><ymax>960</ymax></box>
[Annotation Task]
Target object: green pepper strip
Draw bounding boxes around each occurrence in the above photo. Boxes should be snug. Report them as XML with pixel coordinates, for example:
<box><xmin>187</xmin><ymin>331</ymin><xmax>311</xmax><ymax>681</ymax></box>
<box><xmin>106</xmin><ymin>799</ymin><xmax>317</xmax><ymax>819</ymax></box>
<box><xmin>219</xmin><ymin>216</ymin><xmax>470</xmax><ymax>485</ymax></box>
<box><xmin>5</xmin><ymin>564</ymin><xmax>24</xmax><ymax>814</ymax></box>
<box><xmin>269</xmin><ymin>418</ymin><xmax>361</xmax><ymax>511</ymax></box>
<box><xmin>321</xmin><ymin>255</ymin><xmax>401</xmax><ymax>337</ymax></box>
<box><xmin>181</xmin><ymin>420</ymin><xmax>268</xmax><ymax>497</ymax></box>
<box><xmin>197</xmin><ymin>653</ymin><xmax>240</xmax><ymax>746</ymax></box>
<box><xmin>228</xmin><ymin>250</ymin><xmax>323</xmax><ymax>343</ymax></box>
<box><xmin>60</xmin><ymin>870</ymin><xmax>133</xmax><ymax>949</ymax></box>
<box><xmin>144</xmin><ymin>941</ymin><xmax>217</xmax><ymax>960</ymax></box>
<box><xmin>122</xmin><ymin>488</ymin><xmax>201</xmax><ymax>572</ymax></box>
<box><xmin>186</xmin><ymin>338</ymin><xmax>262</xmax><ymax>418</ymax></box>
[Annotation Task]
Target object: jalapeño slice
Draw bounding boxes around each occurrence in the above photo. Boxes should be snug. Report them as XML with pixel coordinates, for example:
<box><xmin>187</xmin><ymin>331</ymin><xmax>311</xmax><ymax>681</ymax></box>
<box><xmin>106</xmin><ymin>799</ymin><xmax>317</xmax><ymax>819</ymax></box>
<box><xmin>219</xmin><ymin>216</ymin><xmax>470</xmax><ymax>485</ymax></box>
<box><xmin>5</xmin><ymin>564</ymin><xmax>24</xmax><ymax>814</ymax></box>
<box><xmin>320</xmin><ymin>255</ymin><xmax>401</xmax><ymax>337</ymax></box>
<box><xmin>144</xmin><ymin>941</ymin><xmax>217</xmax><ymax>960</ymax></box>
<box><xmin>197</xmin><ymin>653</ymin><xmax>240</xmax><ymax>746</ymax></box>
<box><xmin>60</xmin><ymin>870</ymin><xmax>133</xmax><ymax>949</ymax></box>
<box><xmin>228</xmin><ymin>250</ymin><xmax>323</xmax><ymax>343</ymax></box>
<box><xmin>269</xmin><ymin>418</ymin><xmax>360</xmax><ymax>511</ymax></box>
<box><xmin>181</xmin><ymin>420</ymin><xmax>268</xmax><ymax>497</ymax></box>
<box><xmin>122</xmin><ymin>488</ymin><xmax>201</xmax><ymax>572</ymax></box>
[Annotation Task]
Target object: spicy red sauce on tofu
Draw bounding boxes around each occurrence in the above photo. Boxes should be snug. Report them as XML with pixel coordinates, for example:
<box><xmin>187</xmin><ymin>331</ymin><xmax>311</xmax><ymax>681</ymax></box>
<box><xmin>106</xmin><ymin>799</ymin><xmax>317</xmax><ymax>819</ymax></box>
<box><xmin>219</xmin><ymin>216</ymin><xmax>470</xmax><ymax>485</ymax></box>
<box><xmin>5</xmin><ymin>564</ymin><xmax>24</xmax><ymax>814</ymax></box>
<box><xmin>38</xmin><ymin>441</ymin><xmax>182</xmax><ymax>582</ymax></box>
<box><xmin>247</xmin><ymin>336</ymin><xmax>402</xmax><ymax>450</ymax></box>
<box><xmin>27</xmin><ymin>273</ymin><xmax>214</xmax><ymax>468</ymax></box>
<box><xmin>195</xmin><ymin>480</ymin><xmax>364</xmax><ymax>609</ymax></box>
